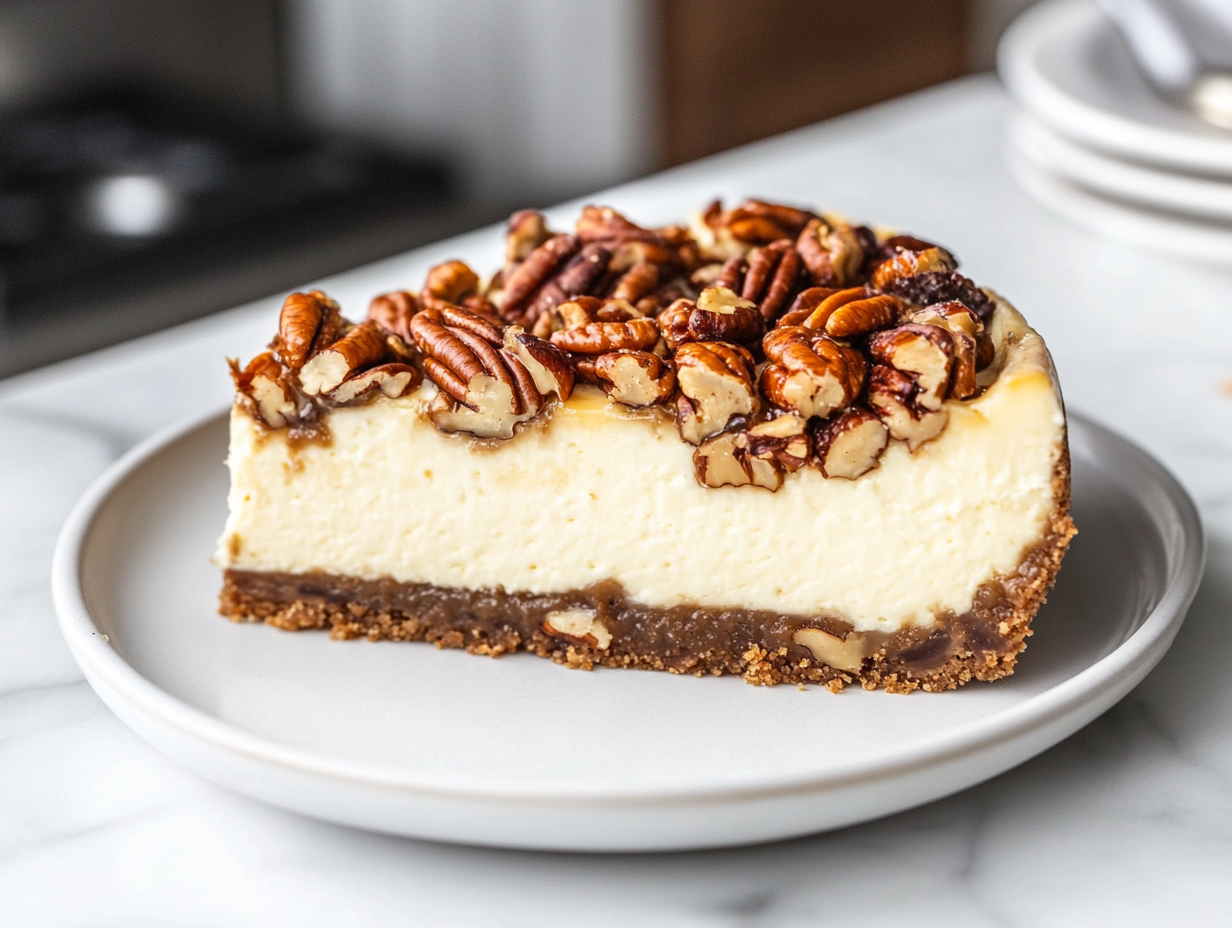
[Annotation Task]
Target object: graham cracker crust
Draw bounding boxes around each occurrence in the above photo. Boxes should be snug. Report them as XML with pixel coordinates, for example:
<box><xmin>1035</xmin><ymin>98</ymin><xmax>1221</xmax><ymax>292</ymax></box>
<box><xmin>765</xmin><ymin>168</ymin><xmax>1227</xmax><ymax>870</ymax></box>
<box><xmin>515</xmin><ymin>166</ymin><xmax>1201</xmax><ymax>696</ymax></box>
<box><xmin>219</xmin><ymin>444</ymin><xmax>1074</xmax><ymax>695</ymax></box>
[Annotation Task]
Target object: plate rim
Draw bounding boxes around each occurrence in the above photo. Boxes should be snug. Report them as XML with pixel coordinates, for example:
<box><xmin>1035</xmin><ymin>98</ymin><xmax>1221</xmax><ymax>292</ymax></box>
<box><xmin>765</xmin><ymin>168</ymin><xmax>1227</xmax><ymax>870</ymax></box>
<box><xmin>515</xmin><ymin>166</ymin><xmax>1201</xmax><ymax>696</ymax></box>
<box><xmin>998</xmin><ymin>0</ymin><xmax>1232</xmax><ymax>178</ymax></box>
<box><xmin>52</xmin><ymin>407</ymin><xmax>1206</xmax><ymax>808</ymax></box>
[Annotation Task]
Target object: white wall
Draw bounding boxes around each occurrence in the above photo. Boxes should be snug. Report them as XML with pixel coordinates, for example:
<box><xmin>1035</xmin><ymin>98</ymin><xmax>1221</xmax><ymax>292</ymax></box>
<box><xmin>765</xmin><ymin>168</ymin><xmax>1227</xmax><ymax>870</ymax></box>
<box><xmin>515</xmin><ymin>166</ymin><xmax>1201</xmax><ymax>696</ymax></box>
<box><xmin>288</xmin><ymin>0</ymin><xmax>657</xmax><ymax>208</ymax></box>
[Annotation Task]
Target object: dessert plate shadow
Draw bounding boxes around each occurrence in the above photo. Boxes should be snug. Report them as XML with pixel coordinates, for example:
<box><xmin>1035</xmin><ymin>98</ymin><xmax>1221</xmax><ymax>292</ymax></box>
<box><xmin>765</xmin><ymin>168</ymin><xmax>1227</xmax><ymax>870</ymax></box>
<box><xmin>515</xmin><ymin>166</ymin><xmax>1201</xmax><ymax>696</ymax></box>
<box><xmin>52</xmin><ymin>410</ymin><xmax>1204</xmax><ymax>852</ymax></box>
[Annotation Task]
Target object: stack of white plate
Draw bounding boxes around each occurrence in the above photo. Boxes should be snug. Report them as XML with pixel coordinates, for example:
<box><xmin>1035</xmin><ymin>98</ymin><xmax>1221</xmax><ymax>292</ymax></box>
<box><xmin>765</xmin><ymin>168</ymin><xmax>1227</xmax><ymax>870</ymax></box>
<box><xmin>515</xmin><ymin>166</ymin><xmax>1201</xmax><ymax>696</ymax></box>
<box><xmin>999</xmin><ymin>0</ymin><xmax>1232</xmax><ymax>263</ymax></box>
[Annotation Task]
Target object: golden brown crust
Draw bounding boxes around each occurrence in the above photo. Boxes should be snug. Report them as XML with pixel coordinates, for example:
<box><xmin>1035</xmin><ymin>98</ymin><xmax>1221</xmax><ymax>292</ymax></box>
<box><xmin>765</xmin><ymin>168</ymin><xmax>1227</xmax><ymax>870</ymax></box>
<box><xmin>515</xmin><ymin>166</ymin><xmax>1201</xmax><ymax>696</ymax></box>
<box><xmin>219</xmin><ymin>437</ymin><xmax>1075</xmax><ymax>694</ymax></box>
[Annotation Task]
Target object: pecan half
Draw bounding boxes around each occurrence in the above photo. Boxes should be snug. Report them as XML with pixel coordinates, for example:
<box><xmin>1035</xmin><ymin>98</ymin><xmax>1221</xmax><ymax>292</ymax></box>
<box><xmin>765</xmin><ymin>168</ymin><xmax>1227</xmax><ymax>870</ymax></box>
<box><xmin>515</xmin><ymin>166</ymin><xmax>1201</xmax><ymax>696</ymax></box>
<box><xmin>299</xmin><ymin>322</ymin><xmax>389</xmax><ymax>396</ymax></box>
<box><xmin>276</xmin><ymin>290</ymin><xmax>342</xmax><ymax>370</ymax></box>
<box><xmin>760</xmin><ymin>327</ymin><xmax>866</xmax><ymax>420</ymax></box>
<box><xmin>325</xmin><ymin>362</ymin><xmax>422</xmax><ymax>405</ymax></box>
<box><xmin>367</xmin><ymin>290</ymin><xmax>418</xmax><ymax>343</ymax></box>
<box><xmin>744</xmin><ymin>413</ymin><xmax>811</xmax><ymax>472</ymax></box>
<box><xmin>609</xmin><ymin>260</ymin><xmax>660</xmax><ymax>304</ymax></box>
<box><xmin>796</xmin><ymin>218</ymin><xmax>868</xmax><ymax>287</ymax></box>
<box><xmin>741</xmin><ymin>239</ymin><xmax>803</xmax><ymax>322</ymax></box>
<box><xmin>867</xmin><ymin>323</ymin><xmax>954</xmax><ymax>410</ymax></box>
<box><xmin>718</xmin><ymin>199</ymin><xmax>815</xmax><ymax>244</ymax></box>
<box><xmin>693</xmin><ymin>430</ymin><xmax>781</xmax><ymax>491</ymax></box>
<box><xmin>502</xmin><ymin>326</ymin><xmax>575</xmax><ymax>401</ymax></box>
<box><xmin>593</xmin><ymin>350</ymin><xmax>676</xmax><ymax>406</ymax></box>
<box><xmin>498</xmin><ymin>233</ymin><xmax>579</xmax><ymax>321</ymax></box>
<box><xmin>776</xmin><ymin>287</ymin><xmax>842</xmax><ymax>327</ymax></box>
<box><xmin>506</xmin><ymin>209</ymin><xmax>552</xmax><ymax>264</ymax></box>
<box><xmin>411</xmin><ymin>306</ymin><xmax>543</xmax><ymax>438</ymax></box>
<box><xmin>230</xmin><ymin>352</ymin><xmax>297</xmax><ymax>429</ymax></box>
<box><xmin>867</xmin><ymin>363</ymin><xmax>948</xmax><ymax>451</ymax></box>
<box><xmin>909</xmin><ymin>300</ymin><xmax>989</xmax><ymax>398</ymax></box>
<box><xmin>550</xmin><ymin>304</ymin><xmax>659</xmax><ymax>354</ymax></box>
<box><xmin>675</xmin><ymin>341</ymin><xmax>758</xmax><ymax>444</ymax></box>
<box><xmin>823</xmin><ymin>293</ymin><xmax>903</xmax><ymax>338</ymax></box>
<box><xmin>576</xmin><ymin>205</ymin><xmax>663</xmax><ymax>245</ymax></box>
<box><xmin>812</xmin><ymin>407</ymin><xmax>889</xmax><ymax>479</ymax></box>
<box><xmin>659</xmin><ymin>286</ymin><xmax>762</xmax><ymax>349</ymax></box>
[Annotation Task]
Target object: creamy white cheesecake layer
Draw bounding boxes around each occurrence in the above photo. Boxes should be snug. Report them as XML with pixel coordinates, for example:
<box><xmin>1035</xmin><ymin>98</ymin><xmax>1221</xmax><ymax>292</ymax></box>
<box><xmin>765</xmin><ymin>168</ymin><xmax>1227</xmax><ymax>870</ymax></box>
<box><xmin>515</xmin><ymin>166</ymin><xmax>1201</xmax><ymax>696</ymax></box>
<box><xmin>216</xmin><ymin>300</ymin><xmax>1064</xmax><ymax>632</ymax></box>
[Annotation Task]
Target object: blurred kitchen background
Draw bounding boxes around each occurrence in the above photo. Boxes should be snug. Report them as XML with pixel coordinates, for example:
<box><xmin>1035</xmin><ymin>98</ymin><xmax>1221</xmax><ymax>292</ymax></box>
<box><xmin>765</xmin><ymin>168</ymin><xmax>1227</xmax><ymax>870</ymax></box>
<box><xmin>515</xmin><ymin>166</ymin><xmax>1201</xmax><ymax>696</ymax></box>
<box><xmin>0</xmin><ymin>0</ymin><xmax>1036</xmax><ymax>377</ymax></box>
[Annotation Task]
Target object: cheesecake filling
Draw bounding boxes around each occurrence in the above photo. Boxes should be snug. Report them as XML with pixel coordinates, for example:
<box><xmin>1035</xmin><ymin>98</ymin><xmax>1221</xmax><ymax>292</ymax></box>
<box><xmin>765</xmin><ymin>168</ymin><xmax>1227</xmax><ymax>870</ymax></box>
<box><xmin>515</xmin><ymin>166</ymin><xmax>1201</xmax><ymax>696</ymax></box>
<box><xmin>215</xmin><ymin>299</ymin><xmax>1064</xmax><ymax>634</ymax></box>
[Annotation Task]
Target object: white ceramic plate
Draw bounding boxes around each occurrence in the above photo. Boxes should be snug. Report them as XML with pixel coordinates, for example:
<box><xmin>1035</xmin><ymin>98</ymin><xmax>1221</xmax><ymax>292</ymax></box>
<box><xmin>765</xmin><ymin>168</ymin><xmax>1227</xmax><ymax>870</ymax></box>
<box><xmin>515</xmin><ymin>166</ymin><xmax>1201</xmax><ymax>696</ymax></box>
<box><xmin>1009</xmin><ymin>111</ymin><xmax>1232</xmax><ymax>224</ymax></box>
<box><xmin>999</xmin><ymin>0</ymin><xmax>1232</xmax><ymax>177</ymax></box>
<box><xmin>1007</xmin><ymin>141</ymin><xmax>1232</xmax><ymax>264</ymax></box>
<box><xmin>52</xmin><ymin>410</ymin><xmax>1203</xmax><ymax>852</ymax></box>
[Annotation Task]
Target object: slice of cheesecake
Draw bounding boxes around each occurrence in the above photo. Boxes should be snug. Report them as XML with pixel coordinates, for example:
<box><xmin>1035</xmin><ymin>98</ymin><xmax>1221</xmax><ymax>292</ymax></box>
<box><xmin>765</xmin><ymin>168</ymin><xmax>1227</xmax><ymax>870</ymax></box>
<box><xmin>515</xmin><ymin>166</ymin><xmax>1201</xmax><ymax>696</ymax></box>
<box><xmin>216</xmin><ymin>201</ymin><xmax>1074</xmax><ymax>693</ymax></box>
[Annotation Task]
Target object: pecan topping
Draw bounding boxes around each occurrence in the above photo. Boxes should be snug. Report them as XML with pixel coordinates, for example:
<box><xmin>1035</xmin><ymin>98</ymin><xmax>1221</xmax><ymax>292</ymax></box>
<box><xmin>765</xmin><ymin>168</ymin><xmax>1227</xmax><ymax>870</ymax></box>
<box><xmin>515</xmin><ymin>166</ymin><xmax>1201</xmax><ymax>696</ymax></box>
<box><xmin>760</xmin><ymin>327</ymin><xmax>866</xmax><ymax>420</ymax></box>
<box><xmin>867</xmin><ymin>323</ymin><xmax>954</xmax><ymax>410</ymax></box>
<box><xmin>693</xmin><ymin>430</ymin><xmax>781</xmax><ymax>491</ymax></box>
<box><xmin>576</xmin><ymin>205</ymin><xmax>663</xmax><ymax>245</ymax></box>
<box><xmin>367</xmin><ymin>290</ymin><xmax>418</xmax><ymax>343</ymax></box>
<box><xmin>230</xmin><ymin>352</ymin><xmax>297</xmax><ymax>429</ymax></box>
<box><xmin>675</xmin><ymin>341</ymin><xmax>758</xmax><ymax>444</ymax></box>
<box><xmin>506</xmin><ymin>209</ymin><xmax>551</xmax><ymax>264</ymax></box>
<box><xmin>812</xmin><ymin>407</ymin><xmax>889</xmax><ymax>479</ymax></box>
<box><xmin>867</xmin><ymin>363</ymin><xmax>948</xmax><ymax>451</ymax></box>
<box><xmin>744</xmin><ymin>414</ymin><xmax>811</xmax><ymax>472</ymax></box>
<box><xmin>609</xmin><ymin>260</ymin><xmax>660</xmax><ymax>304</ymax></box>
<box><xmin>712</xmin><ymin>199</ymin><xmax>815</xmax><ymax>244</ymax></box>
<box><xmin>276</xmin><ymin>290</ymin><xmax>342</xmax><ymax>370</ymax></box>
<box><xmin>593</xmin><ymin>351</ymin><xmax>676</xmax><ymax>406</ymax></box>
<box><xmin>796</xmin><ymin>218</ymin><xmax>868</xmax><ymax>288</ymax></box>
<box><xmin>740</xmin><ymin>239</ymin><xmax>804</xmax><ymax>322</ymax></box>
<box><xmin>659</xmin><ymin>286</ymin><xmax>762</xmax><ymax>349</ymax></box>
<box><xmin>909</xmin><ymin>300</ymin><xmax>990</xmax><ymax>399</ymax></box>
<box><xmin>299</xmin><ymin>322</ymin><xmax>389</xmax><ymax>396</ymax></box>
<box><xmin>325</xmin><ymin>362</ymin><xmax>422</xmax><ymax>405</ymax></box>
<box><xmin>777</xmin><ymin>287</ymin><xmax>842</xmax><ymax>327</ymax></box>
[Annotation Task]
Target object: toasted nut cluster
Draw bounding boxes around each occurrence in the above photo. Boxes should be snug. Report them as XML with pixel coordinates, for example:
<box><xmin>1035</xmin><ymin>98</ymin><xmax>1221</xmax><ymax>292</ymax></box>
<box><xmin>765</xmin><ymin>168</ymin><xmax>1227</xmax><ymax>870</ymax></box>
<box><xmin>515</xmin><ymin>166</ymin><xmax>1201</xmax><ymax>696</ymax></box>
<box><xmin>234</xmin><ymin>199</ymin><xmax>1004</xmax><ymax>487</ymax></box>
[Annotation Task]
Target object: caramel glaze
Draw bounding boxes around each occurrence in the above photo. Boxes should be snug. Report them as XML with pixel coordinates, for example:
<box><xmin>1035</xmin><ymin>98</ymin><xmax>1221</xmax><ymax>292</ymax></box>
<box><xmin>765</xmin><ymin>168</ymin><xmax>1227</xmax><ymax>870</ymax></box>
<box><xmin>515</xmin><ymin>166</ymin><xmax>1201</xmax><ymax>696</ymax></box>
<box><xmin>219</xmin><ymin>443</ymin><xmax>1074</xmax><ymax>695</ymax></box>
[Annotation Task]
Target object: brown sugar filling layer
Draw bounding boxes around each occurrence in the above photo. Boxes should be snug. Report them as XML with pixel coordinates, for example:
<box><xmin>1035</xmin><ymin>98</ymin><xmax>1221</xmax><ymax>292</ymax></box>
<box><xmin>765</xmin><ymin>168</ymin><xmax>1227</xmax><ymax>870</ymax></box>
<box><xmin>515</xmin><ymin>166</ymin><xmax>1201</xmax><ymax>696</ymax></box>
<box><xmin>219</xmin><ymin>450</ymin><xmax>1075</xmax><ymax>695</ymax></box>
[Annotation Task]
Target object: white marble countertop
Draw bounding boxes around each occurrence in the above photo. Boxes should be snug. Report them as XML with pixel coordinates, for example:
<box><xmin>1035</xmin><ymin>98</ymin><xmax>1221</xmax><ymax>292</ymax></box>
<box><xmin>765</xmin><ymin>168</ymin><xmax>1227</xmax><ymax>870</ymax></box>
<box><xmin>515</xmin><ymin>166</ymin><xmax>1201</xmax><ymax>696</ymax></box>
<box><xmin>3</xmin><ymin>76</ymin><xmax>1231</xmax><ymax>925</ymax></box>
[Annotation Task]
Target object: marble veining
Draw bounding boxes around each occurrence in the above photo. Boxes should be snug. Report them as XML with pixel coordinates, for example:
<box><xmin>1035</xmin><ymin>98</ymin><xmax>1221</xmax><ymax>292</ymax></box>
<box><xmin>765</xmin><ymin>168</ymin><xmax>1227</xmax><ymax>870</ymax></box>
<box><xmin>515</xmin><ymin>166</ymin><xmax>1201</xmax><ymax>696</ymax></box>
<box><xmin>2</xmin><ymin>76</ymin><xmax>1231</xmax><ymax>924</ymax></box>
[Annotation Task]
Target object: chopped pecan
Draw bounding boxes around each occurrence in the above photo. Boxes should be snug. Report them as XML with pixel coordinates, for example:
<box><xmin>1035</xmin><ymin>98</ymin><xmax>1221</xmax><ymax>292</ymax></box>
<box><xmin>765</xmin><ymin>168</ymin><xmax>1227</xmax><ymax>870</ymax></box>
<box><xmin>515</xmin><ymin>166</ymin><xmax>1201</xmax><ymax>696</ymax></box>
<box><xmin>867</xmin><ymin>323</ymin><xmax>953</xmax><ymax>410</ymax></box>
<box><xmin>744</xmin><ymin>414</ymin><xmax>811</xmax><ymax>472</ymax></box>
<box><xmin>498</xmin><ymin>233</ymin><xmax>579</xmax><ymax>321</ymax></box>
<box><xmin>230</xmin><ymin>352</ymin><xmax>297</xmax><ymax>429</ymax></box>
<box><xmin>693</xmin><ymin>430</ymin><xmax>781</xmax><ymax>491</ymax></box>
<box><xmin>523</xmin><ymin>243</ymin><xmax>610</xmax><ymax>326</ymax></box>
<box><xmin>812</xmin><ymin>407</ymin><xmax>889</xmax><ymax>479</ymax></box>
<box><xmin>276</xmin><ymin>290</ymin><xmax>342</xmax><ymax>370</ymax></box>
<box><xmin>885</xmin><ymin>270</ymin><xmax>994</xmax><ymax>322</ymax></box>
<box><xmin>325</xmin><ymin>362</ymin><xmax>422</xmax><ymax>405</ymax></box>
<box><xmin>506</xmin><ymin>209</ymin><xmax>552</xmax><ymax>264</ymax></box>
<box><xmin>867</xmin><ymin>363</ymin><xmax>948</xmax><ymax>451</ymax></box>
<box><xmin>593</xmin><ymin>350</ymin><xmax>676</xmax><ymax>406</ymax></box>
<box><xmin>796</xmin><ymin>218</ymin><xmax>868</xmax><ymax>287</ymax></box>
<box><xmin>823</xmin><ymin>293</ymin><xmax>903</xmax><ymax>338</ymax></box>
<box><xmin>659</xmin><ymin>286</ymin><xmax>762</xmax><ymax>349</ymax></box>
<box><xmin>367</xmin><ymin>290</ymin><xmax>418</xmax><ymax>343</ymax></box>
<box><xmin>675</xmin><ymin>341</ymin><xmax>758</xmax><ymax>444</ymax></box>
<box><xmin>760</xmin><ymin>327</ymin><xmax>866</xmax><ymax>419</ymax></box>
<box><xmin>298</xmin><ymin>322</ymin><xmax>389</xmax><ymax>396</ymax></box>
<box><xmin>543</xmin><ymin>608</ymin><xmax>612</xmax><ymax>650</ymax></box>
<box><xmin>502</xmin><ymin>326</ymin><xmax>576</xmax><ymax>400</ymax></box>
<box><xmin>793</xmin><ymin>627</ymin><xmax>866</xmax><ymax>674</ymax></box>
